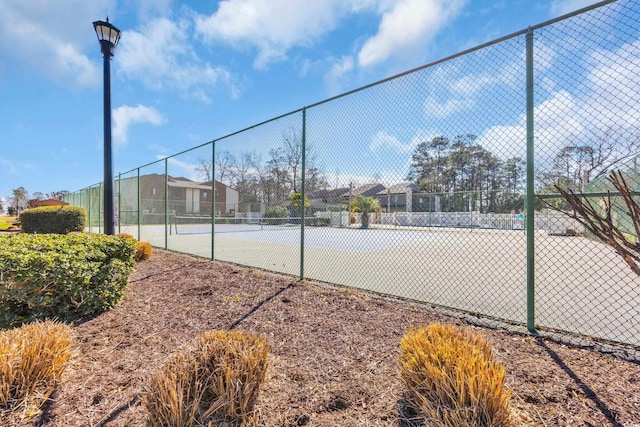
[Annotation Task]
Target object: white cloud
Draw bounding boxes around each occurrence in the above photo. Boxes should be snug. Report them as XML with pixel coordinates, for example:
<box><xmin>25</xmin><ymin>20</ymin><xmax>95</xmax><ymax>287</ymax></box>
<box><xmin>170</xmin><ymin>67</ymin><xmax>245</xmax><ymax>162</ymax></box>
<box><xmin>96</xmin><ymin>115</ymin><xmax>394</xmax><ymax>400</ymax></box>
<box><xmin>195</xmin><ymin>0</ymin><xmax>363</xmax><ymax>69</ymax></box>
<box><xmin>357</xmin><ymin>0</ymin><xmax>466</xmax><ymax>68</ymax></box>
<box><xmin>324</xmin><ymin>56</ymin><xmax>354</xmax><ymax>95</ymax></box>
<box><xmin>164</xmin><ymin>157</ymin><xmax>202</xmax><ymax>181</ymax></box>
<box><xmin>472</xmin><ymin>34</ymin><xmax>640</xmax><ymax>174</ymax></box>
<box><xmin>134</xmin><ymin>0</ymin><xmax>173</xmax><ymax>21</ymax></box>
<box><xmin>549</xmin><ymin>0</ymin><xmax>601</xmax><ymax>16</ymax></box>
<box><xmin>370</xmin><ymin>129</ymin><xmax>436</xmax><ymax>154</ymax></box>
<box><xmin>113</xmin><ymin>104</ymin><xmax>165</xmax><ymax>144</ymax></box>
<box><xmin>423</xmin><ymin>65</ymin><xmax>499</xmax><ymax>119</ymax></box>
<box><xmin>586</xmin><ymin>39</ymin><xmax>640</xmax><ymax>130</ymax></box>
<box><xmin>194</xmin><ymin>0</ymin><xmax>467</xmax><ymax>77</ymax></box>
<box><xmin>0</xmin><ymin>0</ymin><xmax>111</xmax><ymax>86</ymax></box>
<box><xmin>117</xmin><ymin>18</ymin><xmax>233</xmax><ymax>101</ymax></box>
<box><xmin>370</xmin><ymin>131</ymin><xmax>409</xmax><ymax>153</ymax></box>
<box><xmin>424</xmin><ymin>95</ymin><xmax>475</xmax><ymax>118</ymax></box>
<box><xmin>476</xmin><ymin>90</ymin><xmax>583</xmax><ymax>162</ymax></box>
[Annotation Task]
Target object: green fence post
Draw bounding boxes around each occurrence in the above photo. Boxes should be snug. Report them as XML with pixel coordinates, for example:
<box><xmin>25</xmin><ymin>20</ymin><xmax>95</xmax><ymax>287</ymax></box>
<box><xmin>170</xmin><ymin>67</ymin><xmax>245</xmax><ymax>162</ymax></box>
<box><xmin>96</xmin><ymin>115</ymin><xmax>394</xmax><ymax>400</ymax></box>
<box><xmin>99</xmin><ymin>182</ymin><xmax>103</xmax><ymax>234</ymax></box>
<box><xmin>211</xmin><ymin>141</ymin><xmax>216</xmax><ymax>261</ymax></box>
<box><xmin>300</xmin><ymin>108</ymin><xmax>307</xmax><ymax>281</ymax></box>
<box><xmin>526</xmin><ymin>27</ymin><xmax>537</xmax><ymax>334</ymax></box>
<box><xmin>137</xmin><ymin>168</ymin><xmax>141</xmax><ymax>241</ymax></box>
<box><xmin>87</xmin><ymin>188</ymin><xmax>91</xmax><ymax>233</ymax></box>
<box><xmin>164</xmin><ymin>158</ymin><xmax>168</xmax><ymax>250</ymax></box>
<box><xmin>117</xmin><ymin>172</ymin><xmax>121</xmax><ymax>234</ymax></box>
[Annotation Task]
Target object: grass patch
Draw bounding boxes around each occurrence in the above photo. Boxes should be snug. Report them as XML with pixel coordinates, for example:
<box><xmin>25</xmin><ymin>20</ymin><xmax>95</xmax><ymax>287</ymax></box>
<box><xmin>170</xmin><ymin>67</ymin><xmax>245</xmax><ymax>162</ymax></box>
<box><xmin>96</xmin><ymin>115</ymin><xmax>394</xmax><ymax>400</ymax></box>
<box><xmin>399</xmin><ymin>323</ymin><xmax>513</xmax><ymax>426</ymax></box>
<box><xmin>0</xmin><ymin>321</ymin><xmax>74</xmax><ymax>419</ymax></box>
<box><xmin>0</xmin><ymin>216</ymin><xmax>17</xmax><ymax>231</ymax></box>
<box><xmin>144</xmin><ymin>330</ymin><xmax>269</xmax><ymax>427</ymax></box>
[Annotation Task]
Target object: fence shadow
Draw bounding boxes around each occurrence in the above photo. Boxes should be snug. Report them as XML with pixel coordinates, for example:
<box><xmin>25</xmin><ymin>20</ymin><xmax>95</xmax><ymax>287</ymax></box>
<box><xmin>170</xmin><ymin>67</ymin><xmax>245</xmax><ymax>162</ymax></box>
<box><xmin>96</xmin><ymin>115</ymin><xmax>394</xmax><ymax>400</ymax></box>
<box><xmin>535</xmin><ymin>337</ymin><xmax>623</xmax><ymax>426</ymax></box>
<box><xmin>228</xmin><ymin>281</ymin><xmax>296</xmax><ymax>330</ymax></box>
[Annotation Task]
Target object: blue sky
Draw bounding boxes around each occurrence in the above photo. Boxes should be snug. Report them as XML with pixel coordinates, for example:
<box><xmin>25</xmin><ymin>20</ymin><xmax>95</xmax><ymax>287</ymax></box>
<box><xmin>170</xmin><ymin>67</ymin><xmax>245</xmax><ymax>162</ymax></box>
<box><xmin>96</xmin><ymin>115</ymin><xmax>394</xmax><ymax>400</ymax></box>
<box><xmin>0</xmin><ymin>0</ymin><xmax>620</xmax><ymax>201</ymax></box>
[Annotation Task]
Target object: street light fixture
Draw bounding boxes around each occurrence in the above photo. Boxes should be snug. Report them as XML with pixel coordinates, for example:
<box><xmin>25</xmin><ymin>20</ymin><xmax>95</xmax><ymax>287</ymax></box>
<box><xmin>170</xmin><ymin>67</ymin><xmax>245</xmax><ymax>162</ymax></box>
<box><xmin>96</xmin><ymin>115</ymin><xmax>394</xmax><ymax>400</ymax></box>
<box><xmin>93</xmin><ymin>17</ymin><xmax>121</xmax><ymax>235</ymax></box>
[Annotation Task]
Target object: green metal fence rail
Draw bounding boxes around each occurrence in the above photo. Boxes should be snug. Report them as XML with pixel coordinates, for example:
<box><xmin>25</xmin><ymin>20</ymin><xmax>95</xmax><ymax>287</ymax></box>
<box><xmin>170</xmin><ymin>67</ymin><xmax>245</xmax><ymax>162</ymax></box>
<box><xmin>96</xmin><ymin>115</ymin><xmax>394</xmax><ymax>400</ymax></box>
<box><xmin>65</xmin><ymin>0</ymin><xmax>640</xmax><ymax>349</ymax></box>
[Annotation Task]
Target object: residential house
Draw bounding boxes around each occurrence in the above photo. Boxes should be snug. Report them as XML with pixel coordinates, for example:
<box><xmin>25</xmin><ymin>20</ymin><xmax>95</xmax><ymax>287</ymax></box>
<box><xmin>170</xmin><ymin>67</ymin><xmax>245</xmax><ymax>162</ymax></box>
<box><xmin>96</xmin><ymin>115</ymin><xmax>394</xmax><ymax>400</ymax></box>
<box><xmin>375</xmin><ymin>183</ymin><xmax>418</xmax><ymax>213</ymax></box>
<box><xmin>116</xmin><ymin>174</ymin><xmax>239</xmax><ymax>224</ymax></box>
<box><xmin>28</xmin><ymin>199</ymin><xmax>69</xmax><ymax>208</ymax></box>
<box><xmin>307</xmin><ymin>187</ymin><xmax>350</xmax><ymax>210</ymax></box>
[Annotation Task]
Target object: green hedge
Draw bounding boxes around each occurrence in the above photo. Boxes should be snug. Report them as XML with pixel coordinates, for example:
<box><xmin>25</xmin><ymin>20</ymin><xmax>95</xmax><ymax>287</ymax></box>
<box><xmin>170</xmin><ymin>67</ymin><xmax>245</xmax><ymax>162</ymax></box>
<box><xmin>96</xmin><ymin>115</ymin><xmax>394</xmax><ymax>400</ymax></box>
<box><xmin>306</xmin><ymin>217</ymin><xmax>330</xmax><ymax>227</ymax></box>
<box><xmin>20</xmin><ymin>206</ymin><xmax>86</xmax><ymax>234</ymax></box>
<box><xmin>0</xmin><ymin>234</ymin><xmax>136</xmax><ymax>328</ymax></box>
<box><xmin>263</xmin><ymin>205</ymin><xmax>289</xmax><ymax>219</ymax></box>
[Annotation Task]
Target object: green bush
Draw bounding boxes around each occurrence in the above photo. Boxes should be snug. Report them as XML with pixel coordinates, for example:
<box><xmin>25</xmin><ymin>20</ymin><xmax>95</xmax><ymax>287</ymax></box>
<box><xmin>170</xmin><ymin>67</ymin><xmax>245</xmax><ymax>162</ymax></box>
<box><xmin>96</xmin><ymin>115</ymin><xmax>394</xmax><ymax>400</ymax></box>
<box><xmin>306</xmin><ymin>217</ymin><xmax>331</xmax><ymax>227</ymax></box>
<box><xmin>0</xmin><ymin>234</ymin><xmax>136</xmax><ymax>328</ymax></box>
<box><xmin>263</xmin><ymin>205</ymin><xmax>289</xmax><ymax>224</ymax></box>
<box><xmin>20</xmin><ymin>206</ymin><xmax>86</xmax><ymax>234</ymax></box>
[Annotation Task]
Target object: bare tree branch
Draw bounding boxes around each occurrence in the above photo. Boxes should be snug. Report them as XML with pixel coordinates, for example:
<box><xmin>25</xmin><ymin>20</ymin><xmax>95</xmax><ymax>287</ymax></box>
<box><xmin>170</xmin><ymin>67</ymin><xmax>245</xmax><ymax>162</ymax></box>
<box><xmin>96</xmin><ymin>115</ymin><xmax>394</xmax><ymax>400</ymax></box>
<box><xmin>544</xmin><ymin>170</ymin><xmax>640</xmax><ymax>275</ymax></box>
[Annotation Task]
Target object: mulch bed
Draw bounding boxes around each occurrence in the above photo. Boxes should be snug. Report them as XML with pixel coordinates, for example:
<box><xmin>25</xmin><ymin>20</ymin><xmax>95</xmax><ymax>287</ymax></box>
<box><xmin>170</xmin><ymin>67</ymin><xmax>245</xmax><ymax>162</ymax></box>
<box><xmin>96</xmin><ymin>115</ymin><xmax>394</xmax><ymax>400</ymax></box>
<box><xmin>5</xmin><ymin>249</ymin><xmax>640</xmax><ymax>426</ymax></box>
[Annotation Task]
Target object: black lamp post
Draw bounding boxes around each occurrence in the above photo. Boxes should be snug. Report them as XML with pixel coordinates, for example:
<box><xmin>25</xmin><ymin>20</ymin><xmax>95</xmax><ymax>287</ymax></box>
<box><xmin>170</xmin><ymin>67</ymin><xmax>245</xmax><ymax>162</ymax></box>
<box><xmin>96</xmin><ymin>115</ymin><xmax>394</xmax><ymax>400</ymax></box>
<box><xmin>93</xmin><ymin>17</ymin><xmax>121</xmax><ymax>235</ymax></box>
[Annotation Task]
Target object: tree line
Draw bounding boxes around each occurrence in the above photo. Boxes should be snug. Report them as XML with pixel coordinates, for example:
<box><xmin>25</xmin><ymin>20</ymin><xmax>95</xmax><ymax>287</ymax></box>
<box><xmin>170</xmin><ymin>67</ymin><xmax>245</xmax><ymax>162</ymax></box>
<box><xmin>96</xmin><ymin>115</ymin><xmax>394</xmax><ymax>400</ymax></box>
<box><xmin>406</xmin><ymin>134</ymin><xmax>526</xmax><ymax>213</ymax></box>
<box><xmin>406</xmin><ymin>127</ymin><xmax>638</xmax><ymax>214</ymax></box>
<box><xmin>192</xmin><ymin>124</ymin><xmax>637</xmax><ymax>215</ymax></box>
<box><xmin>2</xmin><ymin>188</ymin><xmax>69</xmax><ymax>216</ymax></box>
<box><xmin>196</xmin><ymin>127</ymin><xmax>328</xmax><ymax>210</ymax></box>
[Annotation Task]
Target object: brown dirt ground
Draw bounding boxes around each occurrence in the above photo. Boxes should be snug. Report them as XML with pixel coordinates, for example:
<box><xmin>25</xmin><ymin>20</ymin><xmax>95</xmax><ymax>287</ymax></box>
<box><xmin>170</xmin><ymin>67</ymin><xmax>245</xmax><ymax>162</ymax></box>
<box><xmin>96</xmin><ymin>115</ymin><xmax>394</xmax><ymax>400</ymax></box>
<box><xmin>4</xmin><ymin>249</ymin><xmax>640</xmax><ymax>426</ymax></box>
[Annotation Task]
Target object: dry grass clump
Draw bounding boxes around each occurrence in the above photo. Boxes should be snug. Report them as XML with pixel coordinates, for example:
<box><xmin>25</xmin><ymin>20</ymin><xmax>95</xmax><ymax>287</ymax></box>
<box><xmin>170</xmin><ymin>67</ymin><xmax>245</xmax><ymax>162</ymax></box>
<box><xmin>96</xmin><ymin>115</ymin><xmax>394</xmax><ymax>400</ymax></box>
<box><xmin>135</xmin><ymin>241</ymin><xmax>153</xmax><ymax>261</ymax></box>
<box><xmin>114</xmin><ymin>233</ymin><xmax>152</xmax><ymax>261</ymax></box>
<box><xmin>0</xmin><ymin>321</ymin><xmax>74</xmax><ymax>418</ymax></box>
<box><xmin>399</xmin><ymin>323</ymin><xmax>512</xmax><ymax>427</ymax></box>
<box><xmin>144</xmin><ymin>329</ymin><xmax>269</xmax><ymax>427</ymax></box>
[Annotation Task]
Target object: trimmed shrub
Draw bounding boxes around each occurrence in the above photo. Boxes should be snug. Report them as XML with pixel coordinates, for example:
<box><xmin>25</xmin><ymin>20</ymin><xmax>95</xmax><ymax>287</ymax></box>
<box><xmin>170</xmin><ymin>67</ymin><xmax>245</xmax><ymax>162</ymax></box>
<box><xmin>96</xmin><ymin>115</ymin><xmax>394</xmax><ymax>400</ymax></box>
<box><xmin>20</xmin><ymin>206</ymin><xmax>86</xmax><ymax>234</ymax></box>
<box><xmin>0</xmin><ymin>234</ymin><xmax>136</xmax><ymax>327</ymax></box>
<box><xmin>263</xmin><ymin>205</ymin><xmax>289</xmax><ymax>224</ymax></box>
<box><xmin>306</xmin><ymin>217</ymin><xmax>330</xmax><ymax>227</ymax></box>
<box><xmin>135</xmin><ymin>241</ymin><xmax>153</xmax><ymax>261</ymax></box>
<box><xmin>399</xmin><ymin>323</ymin><xmax>513</xmax><ymax>427</ymax></box>
<box><xmin>144</xmin><ymin>330</ymin><xmax>269</xmax><ymax>427</ymax></box>
<box><xmin>0</xmin><ymin>321</ymin><xmax>74</xmax><ymax>417</ymax></box>
<box><xmin>116</xmin><ymin>233</ymin><xmax>135</xmax><ymax>240</ymax></box>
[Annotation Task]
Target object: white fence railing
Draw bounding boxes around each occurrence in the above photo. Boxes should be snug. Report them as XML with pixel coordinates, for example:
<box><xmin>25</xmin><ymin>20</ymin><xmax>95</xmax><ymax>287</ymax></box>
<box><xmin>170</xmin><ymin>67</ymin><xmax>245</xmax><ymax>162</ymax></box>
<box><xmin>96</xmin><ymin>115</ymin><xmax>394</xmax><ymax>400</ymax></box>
<box><xmin>316</xmin><ymin>210</ymin><xmax>584</xmax><ymax>234</ymax></box>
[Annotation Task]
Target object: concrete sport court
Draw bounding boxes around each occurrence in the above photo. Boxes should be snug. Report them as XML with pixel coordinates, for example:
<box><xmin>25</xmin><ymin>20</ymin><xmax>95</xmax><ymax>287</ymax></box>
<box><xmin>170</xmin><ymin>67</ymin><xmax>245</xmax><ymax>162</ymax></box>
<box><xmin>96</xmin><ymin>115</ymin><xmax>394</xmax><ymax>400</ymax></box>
<box><xmin>120</xmin><ymin>223</ymin><xmax>640</xmax><ymax>347</ymax></box>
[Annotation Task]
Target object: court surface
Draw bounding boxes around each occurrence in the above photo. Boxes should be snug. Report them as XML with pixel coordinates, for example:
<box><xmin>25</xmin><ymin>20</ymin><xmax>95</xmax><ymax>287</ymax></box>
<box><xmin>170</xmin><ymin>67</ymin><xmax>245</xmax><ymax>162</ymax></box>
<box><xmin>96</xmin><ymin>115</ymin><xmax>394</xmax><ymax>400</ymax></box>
<box><xmin>120</xmin><ymin>223</ymin><xmax>640</xmax><ymax>347</ymax></box>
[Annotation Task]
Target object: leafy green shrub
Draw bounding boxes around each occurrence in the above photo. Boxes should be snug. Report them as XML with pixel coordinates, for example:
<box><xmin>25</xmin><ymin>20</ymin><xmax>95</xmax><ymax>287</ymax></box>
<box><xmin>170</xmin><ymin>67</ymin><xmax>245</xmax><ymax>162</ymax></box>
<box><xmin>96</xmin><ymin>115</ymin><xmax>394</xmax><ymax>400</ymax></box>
<box><xmin>263</xmin><ymin>205</ymin><xmax>289</xmax><ymax>224</ymax></box>
<box><xmin>1</xmin><ymin>321</ymin><xmax>74</xmax><ymax>418</ymax></box>
<box><xmin>399</xmin><ymin>323</ymin><xmax>513</xmax><ymax>427</ymax></box>
<box><xmin>20</xmin><ymin>206</ymin><xmax>86</xmax><ymax>234</ymax></box>
<box><xmin>144</xmin><ymin>330</ymin><xmax>269</xmax><ymax>427</ymax></box>
<box><xmin>0</xmin><ymin>234</ymin><xmax>136</xmax><ymax>328</ymax></box>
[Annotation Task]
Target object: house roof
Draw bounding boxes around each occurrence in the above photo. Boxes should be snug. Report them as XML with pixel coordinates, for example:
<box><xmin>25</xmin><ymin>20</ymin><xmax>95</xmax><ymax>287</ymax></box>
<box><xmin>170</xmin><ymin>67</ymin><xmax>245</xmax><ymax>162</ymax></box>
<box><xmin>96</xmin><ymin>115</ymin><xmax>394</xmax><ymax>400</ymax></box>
<box><xmin>308</xmin><ymin>188</ymin><xmax>350</xmax><ymax>200</ymax></box>
<box><xmin>350</xmin><ymin>183</ymin><xmax>385</xmax><ymax>197</ymax></box>
<box><xmin>29</xmin><ymin>199</ymin><xmax>69</xmax><ymax>208</ymax></box>
<box><xmin>376</xmin><ymin>183</ymin><xmax>418</xmax><ymax>195</ymax></box>
<box><xmin>201</xmin><ymin>180</ymin><xmax>236</xmax><ymax>192</ymax></box>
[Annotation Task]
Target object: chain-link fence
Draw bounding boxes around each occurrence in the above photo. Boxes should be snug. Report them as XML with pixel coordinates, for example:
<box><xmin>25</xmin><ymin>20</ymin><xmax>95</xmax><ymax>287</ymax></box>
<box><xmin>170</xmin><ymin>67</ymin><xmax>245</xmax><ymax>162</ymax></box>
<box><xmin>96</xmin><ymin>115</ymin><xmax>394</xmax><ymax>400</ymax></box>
<box><xmin>66</xmin><ymin>0</ymin><xmax>640</xmax><ymax>348</ymax></box>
